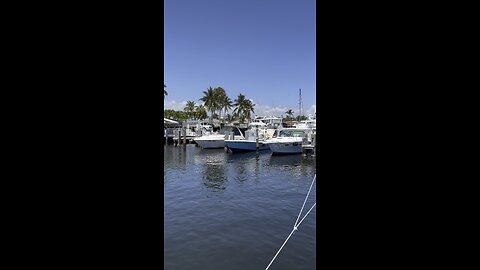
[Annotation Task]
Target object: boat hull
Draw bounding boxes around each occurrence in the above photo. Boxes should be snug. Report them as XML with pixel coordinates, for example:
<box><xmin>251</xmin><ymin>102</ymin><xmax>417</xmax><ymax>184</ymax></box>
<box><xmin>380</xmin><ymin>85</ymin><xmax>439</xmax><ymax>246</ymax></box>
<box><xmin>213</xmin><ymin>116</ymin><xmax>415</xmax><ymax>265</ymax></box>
<box><xmin>268</xmin><ymin>142</ymin><xmax>303</xmax><ymax>154</ymax></box>
<box><xmin>225</xmin><ymin>140</ymin><xmax>270</xmax><ymax>153</ymax></box>
<box><xmin>194</xmin><ymin>139</ymin><xmax>225</xmax><ymax>149</ymax></box>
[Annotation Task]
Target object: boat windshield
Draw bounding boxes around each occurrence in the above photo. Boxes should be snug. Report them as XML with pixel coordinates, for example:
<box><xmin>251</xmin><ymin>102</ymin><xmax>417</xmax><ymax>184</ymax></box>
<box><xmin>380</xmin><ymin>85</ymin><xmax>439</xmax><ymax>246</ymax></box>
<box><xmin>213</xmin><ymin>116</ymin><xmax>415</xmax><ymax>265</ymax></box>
<box><xmin>218</xmin><ymin>126</ymin><xmax>243</xmax><ymax>136</ymax></box>
<box><xmin>278</xmin><ymin>130</ymin><xmax>306</xmax><ymax>137</ymax></box>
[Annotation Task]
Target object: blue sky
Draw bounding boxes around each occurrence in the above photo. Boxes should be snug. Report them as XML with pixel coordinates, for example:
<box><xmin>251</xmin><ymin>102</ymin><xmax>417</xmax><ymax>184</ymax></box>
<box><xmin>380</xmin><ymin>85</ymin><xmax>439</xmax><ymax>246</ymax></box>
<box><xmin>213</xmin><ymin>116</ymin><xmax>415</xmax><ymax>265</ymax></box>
<box><xmin>164</xmin><ymin>0</ymin><xmax>316</xmax><ymax>117</ymax></box>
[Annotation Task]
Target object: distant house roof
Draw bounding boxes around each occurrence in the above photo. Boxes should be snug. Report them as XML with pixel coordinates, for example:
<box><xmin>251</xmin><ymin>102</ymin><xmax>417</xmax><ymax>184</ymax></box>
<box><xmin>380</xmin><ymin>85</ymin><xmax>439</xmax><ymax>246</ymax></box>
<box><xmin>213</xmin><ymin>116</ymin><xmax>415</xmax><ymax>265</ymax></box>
<box><xmin>164</xmin><ymin>118</ymin><xmax>181</xmax><ymax>127</ymax></box>
<box><xmin>164</xmin><ymin>118</ymin><xmax>179</xmax><ymax>124</ymax></box>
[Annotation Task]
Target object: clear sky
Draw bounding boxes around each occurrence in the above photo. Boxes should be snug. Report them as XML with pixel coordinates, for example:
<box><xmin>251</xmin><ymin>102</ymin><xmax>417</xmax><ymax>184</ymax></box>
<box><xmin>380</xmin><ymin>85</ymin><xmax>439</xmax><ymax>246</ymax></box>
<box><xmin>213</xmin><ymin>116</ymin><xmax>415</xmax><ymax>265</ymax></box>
<box><xmin>164</xmin><ymin>0</ymin><xmax>316</xmax><ymax>117</ymax></box>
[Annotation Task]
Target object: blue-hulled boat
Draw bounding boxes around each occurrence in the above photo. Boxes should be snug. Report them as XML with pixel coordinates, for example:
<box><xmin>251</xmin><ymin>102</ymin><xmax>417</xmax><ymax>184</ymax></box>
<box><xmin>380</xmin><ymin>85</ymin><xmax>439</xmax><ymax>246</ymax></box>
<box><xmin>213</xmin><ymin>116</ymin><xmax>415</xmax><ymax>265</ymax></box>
<box><xmin>225</xmin><ymin>139</ymin><xmax>270</xmax><ymax>152</ymax></box>
<box><xmin>225</xmin><ymin>122</ymin><xmax>271</xmax><ymax>153</ymax></box>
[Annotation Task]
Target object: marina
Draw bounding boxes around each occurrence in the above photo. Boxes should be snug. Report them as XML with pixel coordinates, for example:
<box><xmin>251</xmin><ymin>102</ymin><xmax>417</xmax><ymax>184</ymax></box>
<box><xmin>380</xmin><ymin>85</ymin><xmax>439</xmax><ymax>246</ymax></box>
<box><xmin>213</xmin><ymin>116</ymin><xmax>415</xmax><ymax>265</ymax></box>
<box><xmin>164</xmin><ymin>143</ymin><xmax>316</xmax><ymax>270</ymax></box>
<box><xmin>164</xmin><ymin>0</ymin><xmax>317</xmax><ymax>268</ymax></box>
<box><xmin>164</xmin><ymin>116</ymin><xmax>317</xmax><ymax>156</ymax></box>
<box><xmin>163</xmin><ymin>116</ymin><xmax>317</xmax><ymax>269</ymax></box>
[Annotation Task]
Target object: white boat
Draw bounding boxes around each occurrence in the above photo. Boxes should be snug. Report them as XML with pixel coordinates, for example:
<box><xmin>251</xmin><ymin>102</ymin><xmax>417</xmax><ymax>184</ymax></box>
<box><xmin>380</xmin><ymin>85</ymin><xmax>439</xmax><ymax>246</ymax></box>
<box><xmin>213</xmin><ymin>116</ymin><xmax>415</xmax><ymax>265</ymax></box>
<box><xmin>198</xmin><ymin>121</ymin><xmax>213</xmax><ymax>132</ymax></box>
<box><xmin>225</xmin><ymin>122</ymin><xmax>270</xmax><ymax>153</ymax></box>
<box><xmin>293</xmin><ymin>119</ymin><xmax>316</xmax><ymax>129</ymax></box>
<box><xmin>254</xmin><ymin>115</ymin><xmax>283</xmax><ymax>128</ymax></box>
<box><xmin>194</xmin><ymin>126</ymin><xmax>245</xmax><ymax>149</ymax></box>
<box><xmin>265</xmin><ymin>128</ymin><xmax>312</xmax><ymax>154</ymax></box>
<box><xmin>225</xmin><ymin>139</ymin><xmax>270</xmax><ymax>152</ymax></box>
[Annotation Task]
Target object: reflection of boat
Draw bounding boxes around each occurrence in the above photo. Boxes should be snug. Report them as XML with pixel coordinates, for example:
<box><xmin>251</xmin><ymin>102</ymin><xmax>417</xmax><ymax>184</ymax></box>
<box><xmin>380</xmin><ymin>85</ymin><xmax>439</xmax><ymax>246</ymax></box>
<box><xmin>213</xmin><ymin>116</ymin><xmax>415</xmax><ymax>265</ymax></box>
<box><xmin>269</xmin><ymin>154</ymin><xmax>303</xmax><ymax>167</ymax></box>
<box><xmin>265</xmin><ymin>128</ymin><xmax>312</xmax><ymax>155</ymax></box>
<box><xmin>225</xmin><ymin>122</ymin><xmax>270</xmax><ymax>153</ymax></box>
<box><xmin>194</xmin><ymin>126</ymin><xmax>245</xmax><ymax>149</ymax></box>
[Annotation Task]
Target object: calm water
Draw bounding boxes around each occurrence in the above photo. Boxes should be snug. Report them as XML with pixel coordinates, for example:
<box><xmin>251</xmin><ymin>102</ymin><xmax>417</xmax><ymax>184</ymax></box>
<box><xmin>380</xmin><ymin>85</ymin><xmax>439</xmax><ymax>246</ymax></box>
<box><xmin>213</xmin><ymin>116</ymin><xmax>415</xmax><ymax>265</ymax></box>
<box><xmin>164</xmin><ymin>144</ymin><xmax>316</xmax><ymax>270</ymax></box>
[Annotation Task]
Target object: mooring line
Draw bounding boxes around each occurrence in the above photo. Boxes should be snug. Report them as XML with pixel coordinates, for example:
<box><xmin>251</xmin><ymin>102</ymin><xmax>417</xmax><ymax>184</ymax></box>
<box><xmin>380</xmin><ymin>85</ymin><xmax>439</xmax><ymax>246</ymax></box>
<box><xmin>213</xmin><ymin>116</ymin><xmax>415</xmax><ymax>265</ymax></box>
<box><xmin>265</xmin><ymin>174</ymin><xmax>316</xmax><ymax>270</ymax></box>
<box><xmin>294</xmin><ymin>175</ymin><xmax>316</xmax><ymax>229</ymax></box>
<box><xmin>296</xmin><ymin>202</ymin><xmax>316</xmax><ymax>228</ymax></box>
<box><xmin>264</xmin><ymin>227</ymin><xmax>296</xmax><ymax>270</ymax></box>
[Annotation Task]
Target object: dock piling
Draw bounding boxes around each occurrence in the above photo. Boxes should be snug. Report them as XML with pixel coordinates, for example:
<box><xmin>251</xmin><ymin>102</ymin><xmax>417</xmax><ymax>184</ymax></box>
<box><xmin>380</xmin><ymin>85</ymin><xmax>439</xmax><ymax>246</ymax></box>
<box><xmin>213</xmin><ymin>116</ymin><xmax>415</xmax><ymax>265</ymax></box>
<box><xmin>312</xmin><ymin>133</ymin><xmax>316</xmax><ymax>156</ymax></box>
<box><xmin>183</xmin><ymin>124</ymin><xmax>187</xmax><ymax>145</ymax></box>
<box><xmin>256</xmin><ymin>128</ymin><xmax>259</xmax><ymax>152</ymax></box>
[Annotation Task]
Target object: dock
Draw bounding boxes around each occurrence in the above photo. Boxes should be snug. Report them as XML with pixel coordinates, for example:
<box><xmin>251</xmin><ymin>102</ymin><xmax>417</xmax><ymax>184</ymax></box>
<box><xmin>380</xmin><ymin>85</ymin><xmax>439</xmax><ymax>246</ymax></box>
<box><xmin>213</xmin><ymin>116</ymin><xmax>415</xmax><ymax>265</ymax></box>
<box><xmin>301</xmin><ymin>130</ymin><xmax>316</xmax><ymax>157</ymax></box>
<box><xmin>164</xmin><ymin>127</ymin><xmax>198</xmax><ymax>146</ymax></box>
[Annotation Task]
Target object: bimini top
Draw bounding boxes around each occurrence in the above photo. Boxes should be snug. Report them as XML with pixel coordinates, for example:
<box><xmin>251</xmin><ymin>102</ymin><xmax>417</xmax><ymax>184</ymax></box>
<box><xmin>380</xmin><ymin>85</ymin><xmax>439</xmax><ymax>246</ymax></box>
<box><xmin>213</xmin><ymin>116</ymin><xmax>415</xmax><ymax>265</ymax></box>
<box><xmin>218</xmin><ymin>126</ymin><xmax>245</xmax><ymax>137</ymax></box>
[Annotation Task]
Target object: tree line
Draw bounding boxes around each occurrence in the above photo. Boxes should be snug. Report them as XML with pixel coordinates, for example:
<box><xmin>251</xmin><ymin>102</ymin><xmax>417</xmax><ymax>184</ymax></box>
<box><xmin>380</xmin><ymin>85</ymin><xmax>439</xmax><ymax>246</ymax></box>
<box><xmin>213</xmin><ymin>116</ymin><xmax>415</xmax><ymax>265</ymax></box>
<box><xmin>163</xmin><ymin>85</ymin><xmax>255</xmax><ymax>124</ymax></box>
<box><xmin>164</xmin><ymin>84</ymin><xmax>308</xmax><ymax>123</ymax></box>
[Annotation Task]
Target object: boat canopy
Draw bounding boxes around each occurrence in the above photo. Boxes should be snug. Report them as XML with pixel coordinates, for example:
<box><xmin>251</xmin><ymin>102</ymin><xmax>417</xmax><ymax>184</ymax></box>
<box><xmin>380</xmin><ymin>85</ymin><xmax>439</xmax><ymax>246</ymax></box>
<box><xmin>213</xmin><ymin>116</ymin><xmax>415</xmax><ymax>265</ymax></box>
<box><xmin>218</xmin><ymin>126</ymin><xmax>244</xmax><ymax>137</ymax></box>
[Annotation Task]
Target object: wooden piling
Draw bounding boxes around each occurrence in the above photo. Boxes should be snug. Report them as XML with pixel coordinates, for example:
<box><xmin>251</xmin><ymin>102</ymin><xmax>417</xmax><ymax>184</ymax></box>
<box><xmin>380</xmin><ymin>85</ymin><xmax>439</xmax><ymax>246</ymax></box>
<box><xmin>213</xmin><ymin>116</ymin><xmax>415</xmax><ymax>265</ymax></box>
<box><xmin>255</xmin><ymin>128</ymin><xmax>259</xmax><ymax>152</ymax></box>
<box><xmin>174</xmin><ymin>129</ymin><xmax>180</xmax><ymax>146</ymax></box>
<box><xmin>182</xmin><ymin>124</ymin><xmax>186</xmax><ymax>145</ymax></box>
<box><xmin>312</xmin><ymin>133</ymin><xmax>316</xmax><ymax>156</ymax></box>
<box><xmin>224</xmin><ymin>132</ymin><xmax>229</xmax><ymax>152</ymax></box>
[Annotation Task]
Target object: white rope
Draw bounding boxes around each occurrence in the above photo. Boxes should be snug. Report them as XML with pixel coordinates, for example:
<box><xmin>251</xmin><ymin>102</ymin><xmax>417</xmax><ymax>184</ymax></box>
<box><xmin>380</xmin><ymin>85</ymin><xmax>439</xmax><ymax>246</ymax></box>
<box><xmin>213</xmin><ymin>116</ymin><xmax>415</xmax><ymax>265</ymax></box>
<box><xmin>265</xmin><ymin>174</ymin><xmax>316</xmax><ymax>270</ymax></box>
<box><xmin>294</xmin><ymin>175</ymin><xmax>316</xmax><ymax>229</ymax></box>
<box><xmin>296</xmin><ymin>202</ymin><xmax>316</xmax><ymax>228</ymax></box>
<box><xmin>264</xmin><ymin>227</ymin><xmax>296</xmax><ymax>270</ymax></box>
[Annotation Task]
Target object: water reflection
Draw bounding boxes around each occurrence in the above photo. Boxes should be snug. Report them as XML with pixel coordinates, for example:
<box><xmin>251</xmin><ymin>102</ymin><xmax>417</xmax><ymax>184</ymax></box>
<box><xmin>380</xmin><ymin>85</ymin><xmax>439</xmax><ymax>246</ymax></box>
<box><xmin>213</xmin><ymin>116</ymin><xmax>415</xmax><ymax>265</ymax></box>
<box><xmin>268</xmin><ymin>154</ymin><xmax>316</xmax><ymax>177</ymax></box>
<box><xmin>269</xmin><ymin>154</ymin><xmax>303</xmax><ymax>167</ymax></box>
<box><xmin>226</xmin><ymin>151</ymin><xmax>266</xmax><ymax>182</ymax></box>
<box><xmin>164</xmin><ymin>145</ymin><xmax>316</xmax><ymax>270</ymax></box>
<box><xmin>226</xmin><ymin>151</ymin><xmax>264</xmax><ymax>162</ymax></box>
<box><xmin>254</xmin><ymin>155</ymin><xmax>260</xmax><ymax>178</ymax></box>
<box><xmin>201</xmin><ymin>150</ymin><xmax>228</xmax><ymax>191</ymax></box>
<box><xmin>164</xmin><ymin>145</ymin><xmax>187</xmax><ymax>169</ymax></box>
<box><xmin>234</xmin><ymin>164</ymin><xmax>247</xmax><ymax>183</ymax></box>
<box><xmin>164</xmin><ymin>145</ymin><xmax>189</xmax><ymax>185</ymax></box>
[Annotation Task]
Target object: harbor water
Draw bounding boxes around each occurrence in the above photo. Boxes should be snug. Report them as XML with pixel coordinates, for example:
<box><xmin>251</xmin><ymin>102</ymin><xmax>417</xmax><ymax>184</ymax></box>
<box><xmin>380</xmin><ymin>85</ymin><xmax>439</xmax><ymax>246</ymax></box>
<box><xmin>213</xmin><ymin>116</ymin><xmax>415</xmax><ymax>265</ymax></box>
<box><xmin>164</xmin><ymin>144</ymin><xmax>316</xmax><ymax>270</ymax></box>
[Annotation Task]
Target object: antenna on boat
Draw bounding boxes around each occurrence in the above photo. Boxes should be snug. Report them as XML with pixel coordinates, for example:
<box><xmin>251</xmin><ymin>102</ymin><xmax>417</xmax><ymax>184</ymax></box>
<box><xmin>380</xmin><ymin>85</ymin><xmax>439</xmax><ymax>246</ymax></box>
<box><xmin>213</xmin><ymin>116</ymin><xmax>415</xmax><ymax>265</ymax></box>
<box><xmin>298</xmin><ymin>88</ymin><xmax>303</xmax><ymax>118</ymax></box>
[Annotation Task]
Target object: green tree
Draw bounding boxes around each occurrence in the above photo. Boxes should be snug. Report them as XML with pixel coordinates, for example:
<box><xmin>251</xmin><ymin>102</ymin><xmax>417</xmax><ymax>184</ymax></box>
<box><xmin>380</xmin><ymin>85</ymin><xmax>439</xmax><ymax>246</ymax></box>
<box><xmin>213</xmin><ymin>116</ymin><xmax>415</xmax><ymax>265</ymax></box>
<box><xmin>221</xmin><ymin>95</ymin><xmax>233</xmax><ymax>119</ymax></box>
<box><xmin>164</xmin><ymin>84</ymin><xmax>168</xmax><ymax>99</ymax></box>
<box><xmin>213</xmin><ymin>87</ymin><xmax>226</xmax><ymax>118</ymax></box>
<box><xmin>184</xmin><ymin>101</ymin><xmax>196</xmax><ymax>119</ymax></box>
<box><xmin>195</xmin><ymin>105</ymin><xmax>207</xmax><ymax>120</ymax></box>
<box><xmin>233</xmin><ymin>94</ymin><xmax>254</xmax><ymax>123</ymax></box>
<box><xmin>225</xmin><ymin>113</ymin><xmax>233</xmax><ymax>123</ymax></box>
<box><xmin>243</xmin><ymin>99</ymin><xmax>255</xmax><ymax>122</ymax></box>
<box><xmin>285</xmin><ymin>109</ymin><xmax>294</xmax><ymax>120</ymax></box>
<box><xmin>164</xmin><ymin>109</ymin><xmax>187</xmax><ymax>122</ymax></box>
<box><xmin>296</xmin><ymin>115</ymin><xmax>307</xmax><ymax>121</ymax></box>
<box><xmin>199</xmin><ymin>87</ymin><xmax>216</xmax><ymax>123</ymax></box>
<box><xmin>233</xmin><ymin>94</ymin><xmax>247</xmax><ymax>122</ymax></box>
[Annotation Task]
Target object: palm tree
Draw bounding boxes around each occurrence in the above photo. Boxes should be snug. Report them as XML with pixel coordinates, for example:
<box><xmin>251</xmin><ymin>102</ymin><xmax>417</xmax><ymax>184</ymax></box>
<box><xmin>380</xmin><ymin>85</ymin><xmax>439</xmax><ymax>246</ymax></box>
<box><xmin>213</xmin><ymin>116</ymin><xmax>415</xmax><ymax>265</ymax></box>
<box><xmin>199</xmin><ymin>87</ymin><xmax>216</xmax><ymax>122</ymax></box>
<box><xmin>164</xmin><ymin>84</ymin><xmax>168</xmax><ymax>99</ymax></box>
<box><xmin>233</xmin><ymin>94</ymin><xmax>247</xmax><ymax>122</ymax></box>
<box><xmin>285</xmin><ymin>109</ymin><xmax>294</xmax><ymax>120</ymax></box>
<box><xmin>195</xmin><ymin>105</ymin><xmax>207</xmax><ymax>120</ymax></box>
<box><xmin>233</xmin><ymin>94</ymin><xmax>255</xmax><ymax>123</ymax></box>
<box><xmin>225</xmin><ymin>113</ymin><xmax>233</xmax><ymax>124</ymax></box>
<box><xmin>243</xmin><ymin>99</ymin><xmax>255</xmax><ymax>123</ymax></box>
<box><xmin>222</xmin><ymin>95</ymin><xmax>233</xmax><ymax>120</ymax></box>
<box><xmin>213</xmin><ymin>87</ymin><xmax>226</xmax><ymax>118</ymax></box>
<box><xmin>184</xmin><ymin>101</ymin><xmax>196</xmax><ymax>119</ymax></box>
